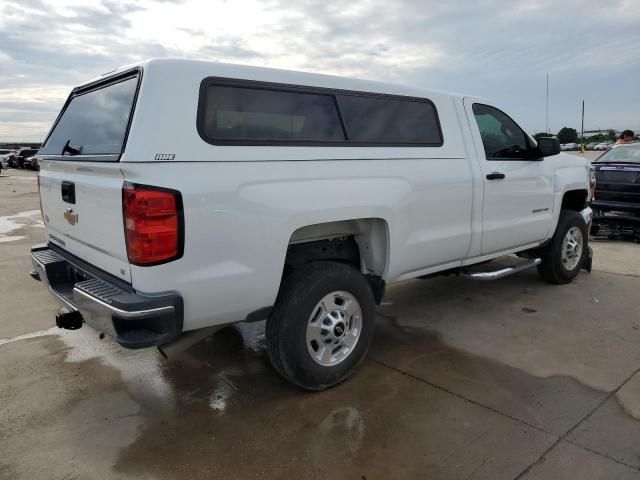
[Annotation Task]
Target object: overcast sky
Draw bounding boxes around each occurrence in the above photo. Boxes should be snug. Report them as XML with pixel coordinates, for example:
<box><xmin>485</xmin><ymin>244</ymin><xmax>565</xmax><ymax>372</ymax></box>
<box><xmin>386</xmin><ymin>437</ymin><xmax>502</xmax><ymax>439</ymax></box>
<box><xmin>1</xmin><ymin>0</ymin><xmax>639</xmax><ymax>142</ymax></box>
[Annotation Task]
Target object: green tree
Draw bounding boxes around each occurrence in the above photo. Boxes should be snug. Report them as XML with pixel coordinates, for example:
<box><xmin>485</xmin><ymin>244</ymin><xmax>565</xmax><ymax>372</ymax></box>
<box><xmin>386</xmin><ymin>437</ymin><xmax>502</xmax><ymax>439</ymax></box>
<box><xmin>585</xmin><ymin>134</ymin><xmax>608</xmax><ymax>143</ymax></box>
<box><xmin>557</xmin><ymin>127</ymin><xmax>578</xmax><ymax>143</ymax></box>
<box><xmin>607</xmin><ymin>129</ymin><xmax>617</xmax><ymax>141</ymax></box>
<box><xmin>533</xmin><ymin>132</ymin><xmax>553</xmax><ymax>141</ymax></box>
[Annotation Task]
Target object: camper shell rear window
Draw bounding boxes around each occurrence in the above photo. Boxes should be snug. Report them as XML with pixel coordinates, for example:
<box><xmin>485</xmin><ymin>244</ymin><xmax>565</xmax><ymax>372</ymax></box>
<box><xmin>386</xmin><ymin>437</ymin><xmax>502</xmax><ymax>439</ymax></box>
<box><xmin>39</xmin><ymin>69</ymin><xmax>141</xmax><ymax>160</ymax></box>
<box><xmin>197</xmin><ymin>78</ymin><xmax>443</xmax><ymax>147</ymax></box>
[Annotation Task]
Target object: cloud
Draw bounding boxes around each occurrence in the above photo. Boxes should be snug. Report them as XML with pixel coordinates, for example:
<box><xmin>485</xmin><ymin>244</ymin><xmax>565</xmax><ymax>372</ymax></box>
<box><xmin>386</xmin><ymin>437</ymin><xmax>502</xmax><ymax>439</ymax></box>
<box><xmin>0</xmin><ymin>0</ymin><xmax>639</xmax><ymax>141</ymax></box>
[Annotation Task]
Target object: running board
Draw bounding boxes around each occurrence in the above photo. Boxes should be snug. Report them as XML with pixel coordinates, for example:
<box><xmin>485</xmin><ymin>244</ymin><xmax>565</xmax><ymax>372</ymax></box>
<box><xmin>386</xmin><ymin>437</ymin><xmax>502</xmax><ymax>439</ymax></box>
<box><xmin>461</xmin><ymin>258</ymin><xmax>541</xmax><ymax>281</ymax></box>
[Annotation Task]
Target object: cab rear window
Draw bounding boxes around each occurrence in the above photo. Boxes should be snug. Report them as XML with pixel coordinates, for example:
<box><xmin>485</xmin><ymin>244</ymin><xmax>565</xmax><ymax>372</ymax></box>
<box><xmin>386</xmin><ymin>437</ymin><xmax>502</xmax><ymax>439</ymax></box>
<box><xmin>39</xmin><ymin>73</ymin><xmax>139</xmax><ymax>158</ymax></box>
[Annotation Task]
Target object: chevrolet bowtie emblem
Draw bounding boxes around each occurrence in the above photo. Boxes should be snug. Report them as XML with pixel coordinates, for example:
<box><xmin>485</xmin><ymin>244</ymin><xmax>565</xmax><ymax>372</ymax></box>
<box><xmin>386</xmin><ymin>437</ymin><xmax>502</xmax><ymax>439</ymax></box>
<box><xmin>64</xmin><ymin>208</ymin><xmax>78</xmax><ymax>225</ymax></box>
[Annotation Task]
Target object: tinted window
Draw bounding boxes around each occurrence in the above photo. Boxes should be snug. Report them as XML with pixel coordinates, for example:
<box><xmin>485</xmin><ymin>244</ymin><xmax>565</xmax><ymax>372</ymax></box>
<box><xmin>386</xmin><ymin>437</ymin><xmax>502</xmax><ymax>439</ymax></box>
<box><xmin>472</xmin><ymin>104</ymin><xmax>530</xmax><ymax>159</ymax></box>
<box><xmin>18</xmin><ymin>149</ymin><xmax>37</xmax><ymax>158</ymax></box>
<box><xmin>40</xmin><ymin>75</ymin><xmax>138</xmax><ymax>156</ymax></box>
<box><xmin>202</xmin><ymin>85</ymin><xmax>345</xmax><ymax>142</ymax></box>
<box><xmin>595</xmin><ymin>145</ymin><xmax>640</xmax><ymax>164</ymax></box>
<box><xmin>337</xmin><ymin>95</ymin><xmax>441</xmax><ymax>144</ymax></box>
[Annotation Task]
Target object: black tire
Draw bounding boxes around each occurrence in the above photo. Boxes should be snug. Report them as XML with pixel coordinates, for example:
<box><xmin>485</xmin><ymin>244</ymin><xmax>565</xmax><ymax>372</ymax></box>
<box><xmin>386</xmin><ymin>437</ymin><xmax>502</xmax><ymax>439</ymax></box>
<box><xmin>537</xmin><ymin>209</ymin><xmax>588</xmax><ymax>284</ymax></box>
<box><xmin>266</xmin><ymin>261</ymin><xmax>376</xmax><ymax>391</ymax></box>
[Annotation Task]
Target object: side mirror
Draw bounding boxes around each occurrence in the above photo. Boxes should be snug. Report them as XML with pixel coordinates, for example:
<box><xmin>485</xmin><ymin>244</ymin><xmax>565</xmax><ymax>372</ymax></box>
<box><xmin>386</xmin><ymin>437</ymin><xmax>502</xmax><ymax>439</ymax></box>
<box><xmin>537</xmin><ymin>137</ymin><xmax>561</xmax><ymax>157</ymax></box>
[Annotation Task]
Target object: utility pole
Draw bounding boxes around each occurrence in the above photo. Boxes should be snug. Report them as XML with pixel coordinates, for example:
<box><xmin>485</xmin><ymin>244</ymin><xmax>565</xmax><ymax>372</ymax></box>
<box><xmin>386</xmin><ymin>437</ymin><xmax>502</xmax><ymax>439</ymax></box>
<box><xmin>580</xmin><ymin>100</ymin><xmax>585</xmax><ymax>153</ymax></box>
<box><xmin>545</xmin><ymin>73</ymin><xmax>550</xmax><ymax>134</ymax></box>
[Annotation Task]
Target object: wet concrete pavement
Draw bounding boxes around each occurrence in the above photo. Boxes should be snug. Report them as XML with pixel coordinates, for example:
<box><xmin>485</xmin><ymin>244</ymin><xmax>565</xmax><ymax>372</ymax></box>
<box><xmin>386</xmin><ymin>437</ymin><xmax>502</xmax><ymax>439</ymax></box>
<box><xmin>1</xmin><ymin>168</ymin><xmax>640</xmax><ymax>479</ymax></box>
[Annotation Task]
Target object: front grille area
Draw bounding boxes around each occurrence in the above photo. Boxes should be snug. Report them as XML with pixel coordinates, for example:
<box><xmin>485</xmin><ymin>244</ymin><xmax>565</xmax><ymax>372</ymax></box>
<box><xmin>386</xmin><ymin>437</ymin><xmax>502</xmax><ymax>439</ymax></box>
<box><xmin>595</xmin><ymin>170</ymin><xmax>639</xmax><ymax>183</ymax></box>
<box><xmin>595</xmin><ymin>191</ymin><xmax>640</xmax><ymax>203</ymax></box>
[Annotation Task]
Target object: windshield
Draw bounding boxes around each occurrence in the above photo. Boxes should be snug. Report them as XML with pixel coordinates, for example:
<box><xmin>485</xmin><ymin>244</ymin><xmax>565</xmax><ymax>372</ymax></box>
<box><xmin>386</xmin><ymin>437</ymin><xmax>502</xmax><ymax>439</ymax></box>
<box><xmin>594</xmin><ymin>145</ymin><xmax>640</xmax><ymax>164</ymax></box>
<box><xmin>39</xmin><ymin>74</ymin><xmax>138</xmax><ymax>157</ymax></box>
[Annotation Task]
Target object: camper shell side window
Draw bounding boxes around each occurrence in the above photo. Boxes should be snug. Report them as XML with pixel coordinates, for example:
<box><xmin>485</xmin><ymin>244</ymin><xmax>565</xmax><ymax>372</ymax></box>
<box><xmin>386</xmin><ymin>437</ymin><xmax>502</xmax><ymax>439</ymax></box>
<box><xmin>197</xmin><ymin>78</ymin><xmax>444</xmax><ymax>147</ymax></box>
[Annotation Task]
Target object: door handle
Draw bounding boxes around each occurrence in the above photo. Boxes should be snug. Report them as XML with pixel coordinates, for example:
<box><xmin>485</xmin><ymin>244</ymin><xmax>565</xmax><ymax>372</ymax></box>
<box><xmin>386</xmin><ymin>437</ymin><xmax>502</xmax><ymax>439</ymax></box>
<box><xmin>61</xmin><ymin>181</ymin><xmax>76</xmax><ymax>204</ymax></box>
<box><xmin>486</xmin><ymin>172</ymin><xmax>506</xmax><ymax>180</ymax></box>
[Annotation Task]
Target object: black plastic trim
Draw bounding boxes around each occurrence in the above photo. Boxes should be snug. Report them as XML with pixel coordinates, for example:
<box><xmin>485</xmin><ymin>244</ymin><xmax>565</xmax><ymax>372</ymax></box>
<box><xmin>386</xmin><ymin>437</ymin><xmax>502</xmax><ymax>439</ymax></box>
<box><xmin>365</xmin><ymin>275</ymin><xmax>386</xmax><ymax>305</ymax></box>
<box><xmin>61</xmin><ymin>180</ymin><xmax>76</xmax><ymax>204</ymax></box>
<box><xmin>49</xmin><ymin>242</ymin><xmax>133</xmax><ymax>291</ymax></box>
<box><xmin>591</xmin><ymin>199</ymin><xmax>640</xmax><ymax>213</ymax></box>
<box><xmin>196</xmin><ymin>77</ymin><xmax>444</xmax><ymax>147</ymax></box>
<box><xmin>33</xmin><ymin>244</ymin><xmax>183</xmax><ymax>349</ymax></box>
<box><xmin>244</xmin><ymin>306</ymin><xmax>273</xmax><ymax>323</ymax></box>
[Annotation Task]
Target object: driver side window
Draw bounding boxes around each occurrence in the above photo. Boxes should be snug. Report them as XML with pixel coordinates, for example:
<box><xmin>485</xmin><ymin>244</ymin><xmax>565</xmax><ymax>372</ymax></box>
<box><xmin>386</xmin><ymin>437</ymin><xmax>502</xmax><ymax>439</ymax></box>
<box><xmin>473</xmin><ymin>103</ymin><xmax>530</xmax><ymax>160</ymax></box>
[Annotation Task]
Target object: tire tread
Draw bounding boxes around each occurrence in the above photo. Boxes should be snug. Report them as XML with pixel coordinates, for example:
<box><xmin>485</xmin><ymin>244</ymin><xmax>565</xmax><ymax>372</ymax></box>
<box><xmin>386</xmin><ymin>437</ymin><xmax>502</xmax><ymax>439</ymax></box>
<box><xmin>266</xmin><ymin>261</ymin><xmax>375</xmax><ymax>390</ymax></box>
<box><xmin>537</xmin><ymin>209</ymin><xmax>587</xmax><ymax>284</ymax></box>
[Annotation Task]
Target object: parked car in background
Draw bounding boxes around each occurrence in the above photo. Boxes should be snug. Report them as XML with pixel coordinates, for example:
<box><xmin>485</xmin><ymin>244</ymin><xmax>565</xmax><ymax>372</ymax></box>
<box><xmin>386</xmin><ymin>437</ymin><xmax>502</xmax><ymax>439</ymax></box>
<box><xmin>586</xmin><ymin>142</ymin><xmax>600</xmax><ymax>150</ymax></box>
<box><xmin>561</xmin><ymin>143</ymin><xmax>579</xmax><ymax>151</ymax></box>
<box><xmin>25</xmin><ymin>156</ymin><xmax>40</xmax><ymax>171</ymax></box>
<box><xmin>13</xmin><ymin>148</ymin><xmax>38</xmax><ymax>168</ymax></box>
<box><xmin>0</xmin><ymin>149</ymin><xmax>13</xmax><ymax>168</ymax></box>
<box><xmin>595</xmin><ymin>142</ymin><xmax>614</xmax><ymax>151</ymax></box>
<box><xmin>5</xmin><ymin>151</ymin><xmax>17</xmax><ymax>167</ymax></box>
<box><xmin>591</xmin><ymin>144</ymin><xmax>640</xmax><ymax>238</ymax></box>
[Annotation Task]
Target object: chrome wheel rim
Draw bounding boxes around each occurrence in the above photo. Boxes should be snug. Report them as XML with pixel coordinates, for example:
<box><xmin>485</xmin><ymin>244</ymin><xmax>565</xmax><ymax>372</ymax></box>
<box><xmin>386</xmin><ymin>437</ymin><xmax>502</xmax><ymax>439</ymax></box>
<box><xmin>561</xmin><ymin>226</ymin><xmax>583</xmax><ymax>271</ymax></box>
<box><xmin>306</xmin><ymin>291</ymin><xmax>362</xmax><ymax>367</ymax></box>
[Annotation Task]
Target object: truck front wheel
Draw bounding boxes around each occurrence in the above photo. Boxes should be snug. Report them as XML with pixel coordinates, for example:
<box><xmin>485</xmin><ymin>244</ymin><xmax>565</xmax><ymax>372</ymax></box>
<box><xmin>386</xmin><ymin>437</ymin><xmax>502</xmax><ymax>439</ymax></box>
<box><xmin>266</xmin><ymin>261</ymin><xmax>376</xmax><ymax>390</ymax></box>
<box><xmin>537</xmin><ymin>209</ymin><xmax>588</xmax><ymax>284</ymax></box>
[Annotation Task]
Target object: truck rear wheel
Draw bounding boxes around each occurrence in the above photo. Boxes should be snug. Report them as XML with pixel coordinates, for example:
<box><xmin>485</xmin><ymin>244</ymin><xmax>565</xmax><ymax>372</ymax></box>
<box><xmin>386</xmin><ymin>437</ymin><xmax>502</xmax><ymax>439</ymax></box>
<box><xmin>537</xmin><ymin>209</ymin><xmax>588</xmax><ymax>284</ymax></box>
<box><xmin>266</xmin><ymin>261</ymin><xmax>376</xmax><ymax>390</ymax></box>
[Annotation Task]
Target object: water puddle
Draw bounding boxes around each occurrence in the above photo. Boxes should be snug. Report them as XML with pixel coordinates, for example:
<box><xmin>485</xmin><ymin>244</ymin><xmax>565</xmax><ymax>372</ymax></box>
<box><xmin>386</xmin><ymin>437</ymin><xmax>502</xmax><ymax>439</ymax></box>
<box><xmin>378</xmin><ymin>274</ymin><xmax>640</xmax><ymax>393</ymax></box>
<box><xmin>2</xmin><ymin>276</ymin><xmax>638</xmax><ymax>479</ymax></box>
<box><xmin>0</xmin><ymin>209</ymin><xmax>43</xmax><ymax>242</ymax></box>
<box><xmin>0</xmin><ymin>327</ymin><xmax>57</xmax><ymax>346</ymax></box>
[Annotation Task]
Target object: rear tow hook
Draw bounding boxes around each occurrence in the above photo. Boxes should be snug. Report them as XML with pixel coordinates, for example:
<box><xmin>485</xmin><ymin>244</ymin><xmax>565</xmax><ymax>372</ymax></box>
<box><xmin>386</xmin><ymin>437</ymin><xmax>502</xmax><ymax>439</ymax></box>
<box><xmin>55</xmin><ymin>308</ymin><xmax>83</xmax><ymax>330</ymax></box>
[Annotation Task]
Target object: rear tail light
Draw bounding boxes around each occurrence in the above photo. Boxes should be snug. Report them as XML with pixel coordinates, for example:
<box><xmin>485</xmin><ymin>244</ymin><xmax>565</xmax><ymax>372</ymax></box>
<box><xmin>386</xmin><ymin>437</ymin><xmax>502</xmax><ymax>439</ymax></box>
<box><xmin>122</xmin><ymin>182</ymin><xmax>184</xmax><ymax>266</ymax></box>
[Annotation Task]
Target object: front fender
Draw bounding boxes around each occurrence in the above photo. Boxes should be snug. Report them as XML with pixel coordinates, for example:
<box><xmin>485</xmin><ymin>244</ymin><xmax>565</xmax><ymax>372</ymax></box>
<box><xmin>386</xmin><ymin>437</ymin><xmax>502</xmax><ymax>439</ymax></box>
<box><xmin>549</xmin><ymin>160</ymin><xmax>590</xmax><ymax>238</ymax></box>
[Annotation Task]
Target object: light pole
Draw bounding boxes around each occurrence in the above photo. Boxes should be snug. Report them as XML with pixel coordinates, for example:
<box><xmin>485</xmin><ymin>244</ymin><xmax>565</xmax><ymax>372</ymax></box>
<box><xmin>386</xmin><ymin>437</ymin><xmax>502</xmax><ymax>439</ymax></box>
<box><xmin>580</xmin><ymin>100</ymin><xmax>585</xmax><ymax>153</ymax></box>
<box><xmin>546</xmin><ymin>73</ymin><xmax>549</xmax><ymax>134</ymax></box>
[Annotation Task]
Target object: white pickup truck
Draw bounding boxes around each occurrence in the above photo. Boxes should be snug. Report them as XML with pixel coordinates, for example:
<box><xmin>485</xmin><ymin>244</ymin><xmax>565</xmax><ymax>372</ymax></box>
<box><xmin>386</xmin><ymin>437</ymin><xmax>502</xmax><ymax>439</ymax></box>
<box><xmin>31</xmin><ymin>59</ymin><xmax>593</xmax><ymax>390</ymax></box>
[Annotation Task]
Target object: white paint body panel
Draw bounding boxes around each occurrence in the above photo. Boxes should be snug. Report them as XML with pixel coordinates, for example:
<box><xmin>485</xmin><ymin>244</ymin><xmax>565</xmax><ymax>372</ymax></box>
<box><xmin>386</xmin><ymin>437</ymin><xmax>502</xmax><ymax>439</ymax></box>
<box><xmin>37</xmin><ymin>59</ymin><xmax>591</xmax><ymax>332</ymax></box>
<box><xmin>463</xmin><ymin>97</ymin><xmax>556</xmax><ymax>254</ymax></box>
<box><xmin>38</xmin><ymin>161</ymin><xmax>130</xmax><ymax>281</ymax></box>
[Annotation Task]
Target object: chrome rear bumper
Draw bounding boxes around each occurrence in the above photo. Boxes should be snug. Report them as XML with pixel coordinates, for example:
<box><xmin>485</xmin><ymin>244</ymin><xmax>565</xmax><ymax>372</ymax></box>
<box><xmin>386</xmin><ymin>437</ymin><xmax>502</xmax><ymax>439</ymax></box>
<box><xmin>31</xmin><ymin>244</ymin><xmax>183</xmax><ymax>348</ymax></box>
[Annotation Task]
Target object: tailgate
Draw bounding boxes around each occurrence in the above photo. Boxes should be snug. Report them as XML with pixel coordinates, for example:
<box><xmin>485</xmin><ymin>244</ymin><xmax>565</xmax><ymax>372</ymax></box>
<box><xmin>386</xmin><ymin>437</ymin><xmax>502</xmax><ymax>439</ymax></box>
<box><xmin>39</xmin><ymin>162</ymin><xmax>130</xmax><ymax>281</ymax></box>
<box><xmin>36</xmin><ymin>69</ymin><xmax>141</xmax><ymax>283</ymax></box>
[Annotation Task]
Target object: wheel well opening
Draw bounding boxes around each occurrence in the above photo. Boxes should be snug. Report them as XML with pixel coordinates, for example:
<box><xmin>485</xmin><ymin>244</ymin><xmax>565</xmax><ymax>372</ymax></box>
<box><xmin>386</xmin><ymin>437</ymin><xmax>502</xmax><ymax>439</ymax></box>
<box><xmin>284</xmin><ymin>237</ymin><xmax>361</xmax><ymax>274</ymax></box>
<box><xmin>561</xmin><ymin>190</ymin><xmax>587</xmax><ymax>211</ymax></box>
<box><xmin>282</xmin><ymin>219</ymin><xmax>389</xmax><ymax>304</ymax></box>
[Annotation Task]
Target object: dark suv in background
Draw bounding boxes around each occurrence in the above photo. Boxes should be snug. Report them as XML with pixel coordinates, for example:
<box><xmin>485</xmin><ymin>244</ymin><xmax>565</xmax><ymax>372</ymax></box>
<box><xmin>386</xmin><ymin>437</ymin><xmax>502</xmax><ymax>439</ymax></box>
<box><xmin>24</xmin><ymin>155</ymin><xmax>40</xmax><ymax>170</ymax></box>
<box><xmin>9</xmin><ymin>148</ymin><xmax>38</xmax><ymax>168</ymax></box>
<box><xmin>591</xmin><ymin>143</ymin><xmax>640</xmax><ymax>238</ymax></box>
